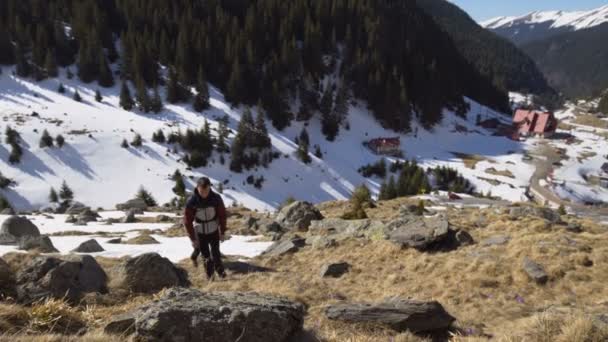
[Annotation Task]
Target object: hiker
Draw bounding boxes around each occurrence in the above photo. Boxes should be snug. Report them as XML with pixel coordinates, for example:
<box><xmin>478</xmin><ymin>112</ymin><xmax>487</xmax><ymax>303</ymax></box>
<box><xmin>184</xmin><ymin>177</ymin><xmax>227</xmax><ymax>279</ymax></box>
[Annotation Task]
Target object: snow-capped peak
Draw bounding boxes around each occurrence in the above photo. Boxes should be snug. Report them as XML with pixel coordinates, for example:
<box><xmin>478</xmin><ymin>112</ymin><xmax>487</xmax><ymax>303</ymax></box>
<box><xmin>481</xmin><ymin>5</ymin><xmax>608</xmax><ymax>31</ymax></box>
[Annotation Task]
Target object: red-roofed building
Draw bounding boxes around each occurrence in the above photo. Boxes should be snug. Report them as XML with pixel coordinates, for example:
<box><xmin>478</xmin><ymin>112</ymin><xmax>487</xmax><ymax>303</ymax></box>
<box><xmin>365</xmin><ymin>137</ymin><xmax>401</xmax><ymax>155</ymax></box>
<box><xmin>512</xmin><ymin>109</ymin><xmax>558</xmax><ymax>138</ymax></box>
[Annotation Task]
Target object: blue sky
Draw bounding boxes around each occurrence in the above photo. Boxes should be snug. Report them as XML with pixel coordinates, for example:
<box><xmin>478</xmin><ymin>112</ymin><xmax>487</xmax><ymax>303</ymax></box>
<box><xmin>450</xmin><ymin>0</ymin><xmax>608</xmax><ymax>21</ymax></box>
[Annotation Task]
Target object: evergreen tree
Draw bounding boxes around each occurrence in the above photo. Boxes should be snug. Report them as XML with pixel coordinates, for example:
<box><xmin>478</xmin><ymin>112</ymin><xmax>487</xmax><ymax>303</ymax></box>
<box><xmin>8</xmin><ymin>143</ymin><xmax>22</xmax><ymax>164</ymax></box>
<box><xmin>5</xmin><ymin>126</ymin><xmax>20</xmax><ymax>145</ymax></box>
<box><xmin>15</xmin><ymin>44</ymin><xmax>30</xmax><ymax>77</ymax></box>
<box><xmin>314</xmin><ymin>145</ymin><xmax>323</xmax><ymax>159</ymax></box>
<box><xmin>136</xmin><ymin>186</ymin><xmax>157</xmax><ymax>207</ymax></box>
<box><xmin>121</xmin><ymin>139</ymin><xmax>129</xmax><ymax>148</ymax></box>
<box><xmin>229</xmin><ymin>136</ymin><xmax>245</xmax><ymax>173</ymax></box>
<box><xmin>135</xmin><ymin>77</ymin><xmax>151</xmax><ymax>112</ymax></box>
<box><xmin>599</xmin><ymin>92</ymin><xmax>608</xmax><ymax>114</ymax></box>
<box><xmin>73</xmin><ymin>90</ymin><xmax>82</xmax><ymax>102</ymax></box>
<box><xmin>49</xmin><ymin>187</ymin><xmax>59</xmax><ymax>203</ymax></box>
<box><xmin>44</xmin><ymin>49</ymin><xmax>58</xmax><ymax>78</ymax></box>
<box><xmin>39</xmin><ymin>130</ymin><xmax>54</xmax><ymax>148</ymax></box>
<box><xmin>296</xmin><ymin>128</ymin><xmax>311</xmax><ymax>164</ymax></box>
<box><xmin>131</xmin><ymin>134</ymin><xmax>143</xmax><ymax>147</ymax></box>
<box><xmin>166</xmin><ymin>67</ymin><xmax>190</xmax><ymax>103</ymax></box>
<box><xmin>95</xmin><ymin>89</ymin><xmax>103</xmax><ymax>102</ymax></box>
<box><xmin>59</xmin><ymin>181</ymin><xmax>74</xmax><ymax>202</ymax></box>
<box><xmin>97</xmin><ymin>54</ymin><xmax>114</xmax><ymax>87</ymax></box>
<box><xmin>56</xmin><ymin>134</ymin><xmax>65</xmax><ymax>147</ymax></box>
<box><xmin>193</xmin><ymin>69</ymin><xmax>210</xmax><ymax>111</ymax></box>
<box><xmin>216</xmin><ymin>116</ymin><xmax>230</xmax><ymax>153</ymax></box>
<box><xmin>386</xmin><ymin>175</ymin><xmax>397</xmax><ymax>199</ymax></box>
<box><xmin>152</xmin><ymin>129</ymin><xmax>166</xmax><ymax>143</ymax></box>
<box><xmin>119</xmin><ymin>82</ymin><xmax>134</xmax><ymax>110</ymax></box>
<box><xmin>254</xmin><ymin>111</ymin><xmax>271</xmax><ymax>149</ymax></box>
<box><xmin>172</xmin><ymin>173</ymin><xmax>186</xmax><ymax>198</ymax></box>
<box><xmin>150</xmin><ymin>87</ymin><xmax>163</xmax><ymax>113</ymax></box>
<box><xmin>57</xmin><ymin>83</ymin><xmax>65</xmax><ymax>94</ymax></box>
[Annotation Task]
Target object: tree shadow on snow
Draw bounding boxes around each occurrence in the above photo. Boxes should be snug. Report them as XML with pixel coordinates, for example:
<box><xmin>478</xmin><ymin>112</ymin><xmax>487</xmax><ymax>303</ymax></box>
<box><xmin>1</xmin><ymin>188</ymin><xmax>33</xmax><ymax>211</ymax></box>
<box><xmin>46</xmin><ymin>144</ymin><xmax>97</xmax><ymax>180</ymax></box>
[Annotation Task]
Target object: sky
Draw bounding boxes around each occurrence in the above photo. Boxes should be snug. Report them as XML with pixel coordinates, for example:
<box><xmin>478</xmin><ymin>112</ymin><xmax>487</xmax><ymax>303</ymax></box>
<box><xmin>450</xmin><ymin>0</ymin><xmax>608</xmax><ymax>21</ymax></box>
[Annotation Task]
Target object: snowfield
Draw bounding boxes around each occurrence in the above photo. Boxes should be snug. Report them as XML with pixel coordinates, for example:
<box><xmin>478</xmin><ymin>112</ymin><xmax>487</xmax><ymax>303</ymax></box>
<box><xmin>0</xmin><ymin>66</ymin><xmax>535</xmax><ymax>211</ymax></box>
<box><xmin>482</xmin><ymin>5</ymin><xmax>608</xmax><ymax>31</ymax></box>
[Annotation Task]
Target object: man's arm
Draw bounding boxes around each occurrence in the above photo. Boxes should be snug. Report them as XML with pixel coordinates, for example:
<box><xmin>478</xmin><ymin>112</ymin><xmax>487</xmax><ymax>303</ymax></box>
<box><xmin>216</xmin><ymin>196</ymin><xmax>227</xmax><ymax>235</ymax></box>
<box><xmin>183</xmin><ymin>206</ymin><xmax>196</xmax><ymax>241</ymax></box>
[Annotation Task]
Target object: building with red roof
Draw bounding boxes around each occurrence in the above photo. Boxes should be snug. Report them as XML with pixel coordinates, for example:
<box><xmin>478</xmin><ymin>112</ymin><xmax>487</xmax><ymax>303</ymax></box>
<box><xmin>512</xmin><ymin>109</ymin><xmax>558</xmax><ymax>138</ymax></box>
<box><xmin>365</xmin><ymin>137</ymin><xmax>401</xmax><ymax>155</ymax></box>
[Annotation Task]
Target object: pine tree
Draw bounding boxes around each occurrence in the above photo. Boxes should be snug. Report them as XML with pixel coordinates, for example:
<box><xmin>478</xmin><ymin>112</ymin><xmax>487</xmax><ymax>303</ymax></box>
<box><xmin>314</xmin><ymin>145</ymin><xmax>322</xmax><ymax>159</ymax></box>
<box><xmin>44</xmin><ymin>49</ymin><xmax>58</xmax><ymax>78</ymax></box>
<box><xmin>120</xmin><ymin>82</ymin><xmax>134</xmax><ymax>110</ymax></box>
<box><xmin>121</xmin><ymin>139</ymin><xmax>129</xmax><ymax>148</ymax></box>
<box><xmin>599</xmin><ymin>92</ymin><xmax>608</xmax><ymax>114</ymax></box>
<box><xmin>296</xmin><ymin>128</ymin><xmax>311</xmax><ymax>164</ymax></box>
<box><xmin>131</xmin><ymin>134</ymin><xmax>143</xmax><ymax>147</ymax></box>
<box><xmin>230</xmin><ymin>136</ymin><xmax>245</xmax><ymax>173</ymax></box>
<box><xmin>97</xmin><ymin>54</ymin><xmax>114</xmax><ymax>87</ymax></box>
<box><xmin>166</xmin><ymin>67</ymin><xmax>189</xmax><ymax>103</ymax></box>
<box><xmin>49</xmin><ymin>187</ymin><xmax>59</xmax><ymax>203</ymax></box>
<box><xmin>150</xmin><ymin>87</ymin><xmax>163</xmax><ymax>113</ymax></box>
<box><xmin>152</xmin><ymin>129</ymin><xmax>166</xmax><ymax>143</ymax></box>
<box><xmin>136</xmin><ymin>186</ymin><xmax>157</xmax><ymax>206</ymax></box>
<box><xmin>39</xmin><ymin>130</ymin><xmax>54</xmax><ymax>148</ymax></box>
<box><xmin>15</xmin><ymin>44</ymin><xmax>30</xmax><ymax>78</ymax></box>
<box><xmin>386</xmin><ymin>175</ymin><xmax>397</xmax><ymax>199</ymax></box>
<box><xmin>135</xmin><ymin>77</ymin><xmax>151</xmax><ymax>112</ymax></box>
<box><xmin>57</xmin><ymin>83</ymin><xmax>66</xmax><ymax>94</ymax></box>
<box><xmin>56</xmin><ymin>134</ymin><xmax>65</xmax><ymax>148</ymax></box>
<box><xmin>95</xmin><ymin>89</ymin><xmax>103</xmax><ymax>102</ymax></box>
<box><xmin>254</xmin><ymin>111</ymin><xmax>271</xmax><ymax>149</ymax></box>
<box><xmin>172</xmin><ymin>174</ymin><xmax>186</xmax><ymax>198</ymax></box>
<box><xmin>8</xmin><ymin>144</ymin><xmax>22</xmax><ymax>164</ymax></box>
<box><xmin>59</xmin><ymin>181</ymin><xmax>74</xmax><ymax>202</ymax></box>
<box><xmin>193</xmin><ymin>69</ymin><xmax>210</xmax><ymax>111</ymax></box>
<box><xmin>73</xmin><ymin>90</ymin><xmax>82</xmax><ymax>102</ymax></box>
<box><xmin>5</xmin><ymin>126</ymin><xmax>20</xmax><ymax>145</ymax></box>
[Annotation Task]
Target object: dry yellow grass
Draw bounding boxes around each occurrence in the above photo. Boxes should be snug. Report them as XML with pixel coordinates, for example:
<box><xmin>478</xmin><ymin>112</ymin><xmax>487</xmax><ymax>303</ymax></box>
<box><xmin>451</xmin><ymin>152</ymin><xmax>489</xmax><ymax>169</ymax></box>
<box><xmin>485</xmin><ymin>168</ymin><xmax>515</xmax><ymax>178</ymax></box>
<box><xmin>573</xmin><ymin>115</ymin><xmax>608</xmax><ymax>129</ymax></box>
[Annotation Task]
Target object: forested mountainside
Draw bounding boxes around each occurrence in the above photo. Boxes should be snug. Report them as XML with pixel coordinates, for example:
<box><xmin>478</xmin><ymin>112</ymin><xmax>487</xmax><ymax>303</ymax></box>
<box><xmin>417</xmin><ymin>0</ymin><xmax>555</xmax><ymax>97</ymax></box>
<box><xmin>0</xmin><ymin>0</ymin><xmax>509</xmax><ymax>133</ymax></box>
<box><xmin>522</xmin><ymin>23</ymin><xmax>608</xmax><ymax>99</ymax></box>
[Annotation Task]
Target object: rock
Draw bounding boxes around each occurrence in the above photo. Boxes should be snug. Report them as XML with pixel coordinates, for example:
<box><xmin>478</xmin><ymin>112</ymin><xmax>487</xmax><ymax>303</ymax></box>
<box><xmin>223</xmin><ymin>261</ymin><xmax>273</xmax><ymax>274</ymax></box>
<box><xmin>0</xmin><ymin>258</ymin><xmax>15</xmax><ymax>297</ymax></box>
<box><xmin>104</xmin><ymin>287</ymin><xmax>305</xmax><ymax>341</ymax></box>
<box><xmin>565</xmin><ymin>222</ymin><xmax>583</xmax><ymax>233</ymax></box>
<box><xmin>18</xmin><ymin>235</ymin><xmax>58</xmax><ymax>253</ymax></box>
<box><xmin>320</xmin><ymin>262</ymin><xmax>350</xmax><ymax>278</ymax></box>
<box><xmin>124</xmin><ymin>235</ymin><xmax>159</xmax><ymax>245</ymax></box>
<box><xmin>306</xmin><ymin>235</ymin><xmax>337</xmax><ymax>249</ymax></box>
<box><xmin>522</xmin><ymin>257</ymin><xmax>548</xmax><ymax>284</ymax></box>
<box><xmin>16</xmin><ymin>255</ymin><xmax>107</xmax><ymax>303</ymax></box>
<box><xmin>155</xmin><ymin>215</ymin><xmax>170</xmax><ymax>223</ymax></box>
<box><xmin>112</xmin><ymin>253</ymin><xmax>189</xmax><ymax>293</ymax></box>
<box><xmin>0</xmin><ymin>216</ymin><xmax>41</xmax><ymax>244</ymax></box>
<box><xmin>72</xmin><ymin>239</ymin><xmax>105</xmax><ymax>253</ymax></box>
<box><xmin>481</xmin><ymin>235</ymin><xmax>510</xmax><ymax>247</ymax></box>
<box><xmin>275</xmin><ymin>201</ymin><xmax>323</xmax><ymax>231</ymax></box>
<box><xmin>325</xmin><ymin>299</ymin><xmax>455</xmax><ymax>333</ymax></box>
<box><xmin>106</xmin><ymin>238</ymin><xmax>122</xmax><ymax>244</ymax></box>
<box><xmin>0</xmin><ymin>208</ymin><xmax>15</xmax><ymax>215</ymax></box>
<box><xmin>386</xmin><ymin>215</ymin><xmax>450</xmax><ymax>251</ymax></box>
<box><xmin>77</xmin><ymin>208</ymin><xmax>99</xmax><ymax>223</ymax></box>
<box><xmin>509</xmin><ymin>206</ymin><xmax>562</xmax><ymax>224</ymax></box>
<box><xmin>65</xmin><ymin>202</ymin><xmax>89</xmax><ymax>215</ymax></box>
<box><xmin>121</xmin><ymin>209</ymin><xmax>137</xmax><ymax>223</ymax></box>
<box><xmin>308</xmin><ymin>218</ymin><xmax>385</xmax><ymax>241</ymax></box>
<box><xmin>73</xmin><ymin>218</ymin><xmax>88</xmax><ymax>226</ymax></box>
<box><xmin>400</xmin><ymin>204</ymin><xmax>424</xmax><ymax>216</ymax></box>
<box><xmin>264</xmin><ymin>238</ymin><xmax>306</xmax><ymax>257</ymax></box>
<box><xmin>455</xmin><ymin>230</ymin><xmax>474</xmax><ymax>246</ymax></box>
<box><xmin>65</xmin><ymin>215</ymin><xmax>77</xmax><ymax>223</ymax></box>
<box><xmin>116</xmin><ymin>198</ymin><xmax>148</xmax><ymax>212</ymax></box>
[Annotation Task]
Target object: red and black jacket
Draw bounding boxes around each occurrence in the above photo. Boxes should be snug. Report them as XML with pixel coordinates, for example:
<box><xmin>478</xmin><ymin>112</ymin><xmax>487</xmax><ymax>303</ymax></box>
<box><xmin>183</xmin><ymin>189</ymin><xmax>227</xmax><ymax>241</ymax></box>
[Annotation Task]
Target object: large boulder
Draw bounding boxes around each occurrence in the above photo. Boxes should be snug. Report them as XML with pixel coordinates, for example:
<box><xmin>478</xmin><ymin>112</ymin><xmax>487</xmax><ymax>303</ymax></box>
<box><xmin>245</xmin><ymin>216</ymin><xmax>284</xmax><ymax>233</ymax></box>
<box><xmin>112</xmin><ymin>253</ymin><xmax>189</xmax><ymax>293</ymax></box>
<box><xmin>18</xmin><ymin>235</ymin><xmax>59</xmax><ymax>253</ymax></box>
<box><xmin>65</xmin><ymin>202</ymin><xmax>89</xmax><ymax>215</ymax></box>
<box><xmin>522</xmin><ymin>257</ymin><xmax>548</xmax><ymax>285</ymax></box>
<box><xmin>325</xmin><ymin>299</ymin><xmax>455</xmax><ymax>333</ymax></box>
<box><xmin>320</xmin><ymin>262</ymin><xmax>350</xmax><ymax>278</ymax></box>
<box><xmin>0</xmin><ymin>258</ymin><xmax>15</xmax><ymax>298</ymax></box>
<box><xmin>386</xmin><ymin>215</ymin><xmax>451</xmax><ymax>251</ymax></box>
<box><xmin>116</xmin><ymin>198</ymin><xmax>148</xmax><ymax>212</ymax></box>
<box><xmin>72</xmin><ymin>239</ymin><xmax>105</xmax><ymax>253</ymax></box>
<box><xmin>509</xmin><ymin>206</ymin><xmax>562</xmax><ymax>224</ymax></box>
<box><xmin>16</xmin><ymin>255</ymin><xmax>108</xmax><ymax>303</ymax></box>
<box><xmin>77</xmin><ymin>208</ymin><xmax>100</xmax><ymax>223</ymax></box>
<box><xmin>275</xmin><ymin>201</ymin><xmax>323</xmax><ymax>231</ymax></box>
<box><xmin>0</xmin><ymin>216</ymin><xmax>41</xmax><ymax>245</ymax></box>
<box><xmin>263</xmin><ymin>238</ymin><xmax>306</xmax><ymax>257</ymax></box>
<box><xmin>104</xmin><ymin>287</ymin><xmax>305</xmax><ymax>342</ymax></box>
<box><xmin>121</xmin><ymin>209</ymin><xmax>137</xmax><ymax>223</ymax></box>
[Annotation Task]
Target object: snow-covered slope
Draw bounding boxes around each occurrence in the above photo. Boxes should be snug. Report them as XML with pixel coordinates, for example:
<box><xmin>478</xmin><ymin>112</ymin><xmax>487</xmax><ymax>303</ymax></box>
<box><xmin>0</xmin><ymin>65</ymin><xmax>531</xmax><ymax>212</ymax></box>
<box><xmin>482</xmin><ymin>5</ymin><xmax>608</xmax><ymax>31</ymax></box>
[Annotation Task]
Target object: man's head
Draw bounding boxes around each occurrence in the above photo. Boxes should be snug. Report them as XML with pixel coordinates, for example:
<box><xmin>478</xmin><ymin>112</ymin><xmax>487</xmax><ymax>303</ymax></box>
<box><xmin>196</xmin><ymin>177</ymin><xmax>212</xmax><ymax>198</ymax></box>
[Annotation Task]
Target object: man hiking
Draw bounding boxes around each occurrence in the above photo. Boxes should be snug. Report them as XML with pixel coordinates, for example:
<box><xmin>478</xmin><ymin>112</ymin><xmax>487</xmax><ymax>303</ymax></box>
<box><xmin>184</xmin><ymin>177</ymin><xmax>227</xmax><ymax>279</ymax></box>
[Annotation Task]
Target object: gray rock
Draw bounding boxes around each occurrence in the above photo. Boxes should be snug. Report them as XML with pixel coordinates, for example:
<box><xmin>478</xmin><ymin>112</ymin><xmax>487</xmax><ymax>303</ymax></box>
<box><xmin>155</xmin><ymin>215</ymin><xmax>171</xmax><ymax>223</ymax></box>
<box><xmin>65</xmin><ymin>215</ymin><xmax>77</xmax><ymax>223</ymax></box>
<box><xmin>112</xmin><ymin>253</ymin><xmax>189</xmax><ymax>293</ymax></box>
<box><xmin>65</xmin><ymin>202</ymin><xmax>89</xmax><ymax>215</ymax></box>
<box><xmin>481</xmin><ymin>235</ymin><xmax>511</xmax><ymax>247</ymax></box>
<box><xmin>73</xmin><ymin>218</ymin><xmax>88</xmax><ymax>226</ymax></box>
<box><xmin>0</xmin><ymin>216</ymin><xmax>41</xmax><ymax>245</ymax></box>
<box><xmin>325</xmin><ymin>299</ymin><xmax>455</xmax><ymax>333</ymax></box>
<box><xmin>264</xmin><ymin>238</ymin><xmax>306</xmax><ymax>257</ymax></box>
<box><xmin>116</xmin><ymin>198</ymin><xmax>148</xmax><ymax>212</ymax></box>
<box><xmin>522</xmin><ymin>257</ymin><xmax>548</xmax><ymax>284</ymax></box>
<box><xmin>306</xmin><ymin>235</ymin><xmax>337</xmax><ymax>249</ymax></box>
<box><xmin>308</xmin><ymin>218</ymin><xmax>386</xmax><ymax>241</ymax></box>
<box><xmin>16</xmin><ymin>255</ymin><xmax>107</xmax><ymax>303</ymax></box>
<box><xmin>0</xmin><ymin>257</ymin><xmax>15</xmax><ymax>298</ymax></box>
<box><xmin>455</xmin><ymin>230</ymin><xmax>475</xmax><ymax>246</ymax></box>
<box><xmin>0</xmin><ymin>208</ymin><xmax>15</xmax><ymax>215</ymax></box>
<box><xmin>77</xmin><ymin>208</ymin><xmax>99</xmax><ymax>223</ymax></box>
<box><xmin>509</xmin><ymin>206</ymin><xmax>562</xmax><ymax>223</ymax></box>
<box><xmin>400</xmin><ymin>204</ymin><xmax>424</xmax><ymax>216</ymax></box>
<box><xmin>104</xmin><ymin>288</ymin><xmax>305</xmax><ymax>342</ymax></box>
<box><xmin>18</xmin><ymin>235</ymin><xmax>58</xmax><ymax>253</ymax></box>
<box><xmin>565</xmin><ymin>222</ymin><xmax>583</xmax><ymax>233</ymax></box>
<box><xmin>106</xmin><ymin>238</ymin><xmax>122</xmax><ymax>244</ymax></box>
<box><xmin>121</xmin><ymin>209</ymin><xmax>137</xmax><ymax>223</ymax></box>
<box><xmin>320</xmin><ymin>262</ymin><xmax>350</xmax><ymax>278</ymax></box>
<box><xmin>275</xmin><ymin>201</ymin><xmax>323</xmax><ymax>231</ymax></box>
<box><xmin>72</xmin><ymin>239</ymin><xmax>105</xmax><ymax>253</ymax></box>
<box><xmin>244</xmin><ymin>216</ymin><xmax>283</xmax><ymax>233</ymax></box>
<box><xmin>386</xmin><ymin>215</ymin><xmax>450</xmax><ymax>251</ymax></box>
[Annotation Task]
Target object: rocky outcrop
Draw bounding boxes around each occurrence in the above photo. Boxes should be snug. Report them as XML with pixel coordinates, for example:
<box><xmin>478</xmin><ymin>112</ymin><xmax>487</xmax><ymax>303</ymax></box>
<box><xmin>65</xmin><ymin>202</ymin><xmax>89</xmax><ymax>215</ymax></box>
<box><xmin>112</xmin><ymin>253</ymin><xmax>189</xmax><ymax>293</ymax></box>
<box><xmin>124</xmin><ymin>235</ymin><xmax>159</xmax><ymax>245</ymax></box>
<box><xmin>72</xmin><ymin>239</ymin><xmax>105</xmax><ymax>253</ymax></box>
<box><xmin>325</xmin><ymin>298</ymin><xmax>455</xmax><ymax>333</ymax></box>
<box><xmin>320</xmin><ymin>262</ymin><xmax>350</xmax><ymax>278</ymax></box>
<box><xmin>509</xmin><ymin>206</ymin><xmax>562</xmax><ymax>224</ymax></box>
<box><xmin>263</xmin><ymin>238</ymin><xmax>306</xmax><ymax>257</ymax></box>
<box><xmin>245</xmin><ymin>216</ymin><xmax>284</xmax><ymax>233</ymax></box>
<box><xmin>522</xmin><ymin>257</ymin><xmax>548</xmax><ymax>284</ymax></box>
<box><xmin>121</xmin><ymin>209</ymin><xmax>137</xmax><ymax>223</ymax></box>
<box><xmin>77</xmin><ymin>208</ymin><xmax>100</xmax><ymax>223</ymax></box>
<box><xmin>18</xmin><ymin>235</ymin><xmax>58</xmax><ymax>253</ymax></box>
<box><xmin>481</xmin><ymin>235</ymin><xmax>511</xmax><ymax>247</ymax></box>
<box><xmin>275</xmin><ymin>201</ymin><xmax>323</xmax><ymax>231</ymax></box>
<box><xmin>104</xmin><ymin>287</ymin><xmax>305</xmax><ymax>342</ymax></box>
<box><xmin>386</xmin><ymin>215</ymin><xmax>450</xmax><ymax>251</ymax></box>
<box><xmin>0</xmin><ymin>216</ymin><xmax>41</xmax><ymax>245</ymax></box>
<box><xmin>16</xmin><ymin>255</ymin><xmax>107</xmax><ymax>303</ymax></box>
<box><xmin>116</xmin><ymin>198</ymin><xmax>147</xmax><ymax>212</ymax></box>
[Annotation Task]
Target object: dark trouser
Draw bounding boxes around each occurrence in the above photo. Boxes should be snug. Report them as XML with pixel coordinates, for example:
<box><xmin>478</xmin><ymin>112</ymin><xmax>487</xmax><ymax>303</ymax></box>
<box><xmin>195</xmin><ymin>233</ymin><xmax>224</xmax><ymax>278</ymax></box>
